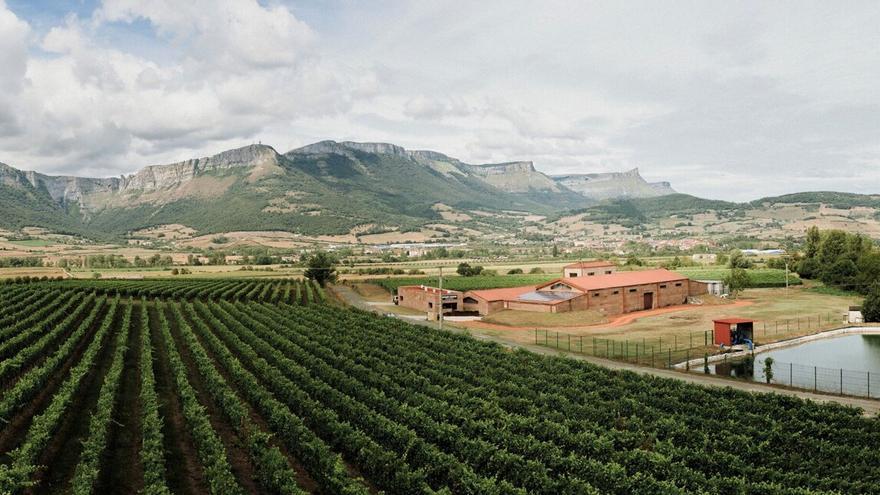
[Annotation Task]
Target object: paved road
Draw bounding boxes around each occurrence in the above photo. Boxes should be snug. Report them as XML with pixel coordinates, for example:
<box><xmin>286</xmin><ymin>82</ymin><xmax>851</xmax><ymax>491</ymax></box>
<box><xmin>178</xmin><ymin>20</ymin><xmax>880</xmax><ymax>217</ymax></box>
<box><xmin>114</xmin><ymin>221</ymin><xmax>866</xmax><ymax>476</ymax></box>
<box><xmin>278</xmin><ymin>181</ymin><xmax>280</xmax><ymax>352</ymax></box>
<box><xmin>331</xmin><ymin>284</ymin><xmax>880</xmax><ymax>416</ymax></box>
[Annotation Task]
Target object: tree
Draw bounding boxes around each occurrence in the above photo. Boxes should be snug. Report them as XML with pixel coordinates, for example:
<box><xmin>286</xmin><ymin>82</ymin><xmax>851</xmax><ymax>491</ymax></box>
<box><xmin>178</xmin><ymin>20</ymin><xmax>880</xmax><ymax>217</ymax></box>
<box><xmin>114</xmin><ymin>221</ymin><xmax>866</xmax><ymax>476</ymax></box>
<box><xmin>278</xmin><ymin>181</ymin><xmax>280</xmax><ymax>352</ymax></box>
<box><xmin>304</xmin><ymin>251</ymin><xmax>338</xmax><ymax>287</ymax></box>
<box><xmin>863</xmin><ymin>283</ymin><xmax>880</xmax><ymax>323</ymax></box>
<box><xmin>818</xmin><ymin>230</ymin><xmax>848</xmax><ymax>268</ymax></box>
<box><xmin>805</xmin><ymin>226</ymin><xmax>821</xmax><ymax>258</ymax></box>
<box><xmin>728</xmin><ymin>251</ymin><xmax>753</xmax><ymax>269</ymax></box>
<box><xmin>551</xmin><ymin>245</ymin><xmax>559</xmax><ymax>257</ymax></box>
<box><xmin>763</xmin><ymin>357</ymin><xmax>775</xmax><ymax>384</ymax></box>
<box><xmin>797</xmin><ymin>257</ymin><xmax>820</xmax><ymax>279</ymax></box>
<box><xmin>456</xmin><ymin>263</ymin><xmax>484</xmax><ymax>277</ymax></box>
<box><xmin>723</xmin><ymin>268</ymin><xmax>751</xmax><ymax>298</ymax></box>
<box><xmin>821</xmin><ymin>259</ymin><xmax>857</xmax><ymax>290</ymax></box>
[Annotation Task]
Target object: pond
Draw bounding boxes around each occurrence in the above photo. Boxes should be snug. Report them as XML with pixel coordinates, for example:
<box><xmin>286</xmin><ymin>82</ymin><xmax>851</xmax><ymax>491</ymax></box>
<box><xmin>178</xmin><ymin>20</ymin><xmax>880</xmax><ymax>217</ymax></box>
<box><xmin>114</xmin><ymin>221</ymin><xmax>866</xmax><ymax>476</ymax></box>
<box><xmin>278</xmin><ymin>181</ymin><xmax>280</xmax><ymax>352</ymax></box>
<box><xmin>710</xmin><ymin>333</ymin><xmax>880</xmax><ymax>398</ymax></box>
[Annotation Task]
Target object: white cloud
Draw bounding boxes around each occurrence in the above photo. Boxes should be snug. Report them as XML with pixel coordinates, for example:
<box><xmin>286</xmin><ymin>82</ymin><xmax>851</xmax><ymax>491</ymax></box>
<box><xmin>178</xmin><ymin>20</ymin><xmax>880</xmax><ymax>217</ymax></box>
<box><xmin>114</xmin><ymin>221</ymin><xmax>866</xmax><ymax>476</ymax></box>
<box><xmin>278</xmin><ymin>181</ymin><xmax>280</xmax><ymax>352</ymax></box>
<box><xmin>0</xmin><ymin>0</ymin><xmax>876</xmax><ymax>200</ymax></box>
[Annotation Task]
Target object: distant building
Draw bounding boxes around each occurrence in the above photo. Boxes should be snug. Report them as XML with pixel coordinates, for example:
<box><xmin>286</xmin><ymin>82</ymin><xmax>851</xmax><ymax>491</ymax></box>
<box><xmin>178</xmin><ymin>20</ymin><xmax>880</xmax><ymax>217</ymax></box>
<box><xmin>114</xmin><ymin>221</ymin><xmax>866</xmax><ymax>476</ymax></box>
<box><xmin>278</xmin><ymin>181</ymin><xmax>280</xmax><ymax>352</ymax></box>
<box><xmin>464</xmin><ymin>269</ymin><xmax>708</xmax><ymax>317</ymax></box>
<box><xmin>562</xmin><ymin>260</ymin><xmax>616</xmax><ymax>278</ymax></box>
<box><xmin>848</xmin><ymin>306</ymin><xmax>864</xmax><ymax>324</ymax></box>
<box><xmin>395</xmin><ymin>285</ymin><xmax>463</xmax><ymax>320</ymax></box>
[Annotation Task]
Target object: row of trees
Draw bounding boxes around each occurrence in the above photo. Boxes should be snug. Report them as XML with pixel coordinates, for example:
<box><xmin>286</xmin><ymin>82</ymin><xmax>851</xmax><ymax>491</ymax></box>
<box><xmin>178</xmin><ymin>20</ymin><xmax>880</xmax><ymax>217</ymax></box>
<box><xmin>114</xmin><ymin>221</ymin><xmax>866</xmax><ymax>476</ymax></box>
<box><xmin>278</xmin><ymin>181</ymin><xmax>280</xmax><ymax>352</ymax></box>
<box><xmin>797</xmin><ymin>226</ymin><xmax>879</xmax><ymax>293</ymax></box>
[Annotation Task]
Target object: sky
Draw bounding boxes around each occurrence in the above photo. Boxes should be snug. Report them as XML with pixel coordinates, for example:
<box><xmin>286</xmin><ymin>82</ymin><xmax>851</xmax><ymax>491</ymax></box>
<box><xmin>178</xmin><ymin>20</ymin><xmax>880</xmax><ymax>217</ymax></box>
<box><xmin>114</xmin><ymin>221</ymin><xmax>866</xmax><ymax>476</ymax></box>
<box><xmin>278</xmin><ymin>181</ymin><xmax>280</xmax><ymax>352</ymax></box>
<box><xmin>0</xmin><ymin>0</ymin><xmax>877</xmax><ymax>201</ymax></box>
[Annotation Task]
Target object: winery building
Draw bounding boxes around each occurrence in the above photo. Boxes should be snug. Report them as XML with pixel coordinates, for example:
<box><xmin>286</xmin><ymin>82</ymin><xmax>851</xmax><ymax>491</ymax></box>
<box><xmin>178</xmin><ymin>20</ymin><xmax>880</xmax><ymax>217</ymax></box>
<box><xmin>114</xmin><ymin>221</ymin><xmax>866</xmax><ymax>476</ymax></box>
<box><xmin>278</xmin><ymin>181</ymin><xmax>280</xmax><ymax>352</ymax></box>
<box><xmin>562</xmin><ymin>260</ymin><xmax>616</xmax><ymax>278</ymax></box>
<box><xmin>463</xmin><ymin>268</ymin><xmax>707</xmax><ymax>317</ymax></box>
<box><xmin>395</xmin><ymin>285</ymin><xmax>463</xmax><ymax>320</ymax></box>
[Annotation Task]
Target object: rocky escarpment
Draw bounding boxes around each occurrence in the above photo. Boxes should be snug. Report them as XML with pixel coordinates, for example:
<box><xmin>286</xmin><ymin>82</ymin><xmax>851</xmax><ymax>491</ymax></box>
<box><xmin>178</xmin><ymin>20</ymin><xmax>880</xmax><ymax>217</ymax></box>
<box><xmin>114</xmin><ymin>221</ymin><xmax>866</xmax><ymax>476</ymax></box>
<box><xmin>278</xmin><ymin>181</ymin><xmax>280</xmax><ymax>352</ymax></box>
<box><xmin>553</xmin><ymin>168</ymin><xmax>677</xmax><ymax>200</ymax></box>
<box><xmin>119</xmin><ymin>144</ymin><xmax>279</xmax><ymax>192</ymax></box>
<box><xmin>0</xmin><ymin>145</ymin><xmax>281</xmax><ymax>210</ymax></box>
<box><xmin>463</xmin><ymin>161</ymin><xmax>565</xmax><ymax>192</ymax></box>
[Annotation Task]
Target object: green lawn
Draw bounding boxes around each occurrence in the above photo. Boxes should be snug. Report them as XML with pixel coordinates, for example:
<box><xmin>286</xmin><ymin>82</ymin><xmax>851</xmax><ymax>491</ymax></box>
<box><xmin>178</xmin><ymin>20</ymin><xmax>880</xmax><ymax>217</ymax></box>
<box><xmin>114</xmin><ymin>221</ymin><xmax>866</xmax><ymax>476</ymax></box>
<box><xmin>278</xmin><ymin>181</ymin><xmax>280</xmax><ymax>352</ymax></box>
<box><xmin>674</xmin><ymin>267</ymin><xmax>800</xmax><ymax>287</ymax></box>
<box><xmin>7</xmin><ymin>239</ymin><xmax>54</xmax><ymax>247</ymax></box>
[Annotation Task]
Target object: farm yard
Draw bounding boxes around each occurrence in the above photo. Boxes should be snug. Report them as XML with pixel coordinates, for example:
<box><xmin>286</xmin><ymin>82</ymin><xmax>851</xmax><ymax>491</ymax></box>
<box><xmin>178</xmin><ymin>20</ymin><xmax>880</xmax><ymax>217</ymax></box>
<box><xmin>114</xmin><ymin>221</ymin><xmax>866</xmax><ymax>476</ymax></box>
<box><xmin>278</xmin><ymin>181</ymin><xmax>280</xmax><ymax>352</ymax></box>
<box><xmin>0</xmin><ymin>280</ymin><xmax>878</xmax><ymax>493</ymax></box>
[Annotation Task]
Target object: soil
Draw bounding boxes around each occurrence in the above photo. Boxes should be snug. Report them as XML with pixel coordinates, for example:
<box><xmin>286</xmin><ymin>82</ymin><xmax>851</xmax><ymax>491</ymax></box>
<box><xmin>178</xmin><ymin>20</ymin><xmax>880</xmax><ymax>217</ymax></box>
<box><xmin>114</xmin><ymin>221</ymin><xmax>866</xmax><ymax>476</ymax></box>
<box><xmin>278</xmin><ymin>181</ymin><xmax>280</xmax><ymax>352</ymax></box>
<box><xmin>149</xmin><ymin>303</ymin><xmax>210</xmax><ymax>495</ymax></box>
<box><xmin>96</xmin><ymin>301</ymin><xmax>145</xmax><ymax>493</ymax></box>
<box><xmin>0</xmin><ymin>298</ymin><xmax>103</xmax><ymax>460</ymax></box>
<box><xmin>30</xmin><ymin>304</ymin><xmax>122</xmax><ymax>494</ymax></box>
<box><xmin>179</xmin><ymin>304</ymin><xmax>321</xmax><ymax>493</ymax></box>
<box><xmin>163</xmin><ymin>303</ymin><xmax>262</xmax><ymax>494</ymax></box>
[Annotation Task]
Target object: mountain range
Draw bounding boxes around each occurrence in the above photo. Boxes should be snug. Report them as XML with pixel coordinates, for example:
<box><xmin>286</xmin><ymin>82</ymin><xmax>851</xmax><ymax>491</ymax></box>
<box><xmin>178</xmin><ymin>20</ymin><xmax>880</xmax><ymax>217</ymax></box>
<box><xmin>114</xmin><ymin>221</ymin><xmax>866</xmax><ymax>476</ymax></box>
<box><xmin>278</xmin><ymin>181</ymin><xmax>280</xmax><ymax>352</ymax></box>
<box><xmin>0</xmin><ymin>140</ymin><xmax>675</xmax><ymax>238</ymax></box>
<box><xmin>1</xmin><ymin>140</ymin><xmax>878</xmax><ymax>242</ymax></box>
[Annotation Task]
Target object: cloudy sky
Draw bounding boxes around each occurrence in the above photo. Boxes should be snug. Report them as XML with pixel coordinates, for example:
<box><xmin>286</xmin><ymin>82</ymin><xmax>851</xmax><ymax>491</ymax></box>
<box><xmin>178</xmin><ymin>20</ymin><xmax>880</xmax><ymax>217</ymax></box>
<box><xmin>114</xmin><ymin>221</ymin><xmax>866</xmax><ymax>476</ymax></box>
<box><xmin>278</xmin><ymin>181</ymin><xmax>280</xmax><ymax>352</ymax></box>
<box><xmin>0</xmin><ymin>0</ymin><xmax>877</xmax><ymax>200</ymax></box>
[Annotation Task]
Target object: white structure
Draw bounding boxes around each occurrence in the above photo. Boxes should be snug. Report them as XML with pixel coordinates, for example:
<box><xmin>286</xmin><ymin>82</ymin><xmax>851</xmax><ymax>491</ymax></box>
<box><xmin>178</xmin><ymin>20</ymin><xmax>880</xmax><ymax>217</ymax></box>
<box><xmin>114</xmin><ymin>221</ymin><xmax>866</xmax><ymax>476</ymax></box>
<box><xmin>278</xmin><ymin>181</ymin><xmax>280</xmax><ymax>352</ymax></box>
<box><xmin>848</xmin><ymin>306</ymin><xmax>864</xmax><ymax>324</ymax></box>
<box><xmin>699</xmin><ymin>280</ymin><xmax>727</xmax><ymax>296</ymax></box>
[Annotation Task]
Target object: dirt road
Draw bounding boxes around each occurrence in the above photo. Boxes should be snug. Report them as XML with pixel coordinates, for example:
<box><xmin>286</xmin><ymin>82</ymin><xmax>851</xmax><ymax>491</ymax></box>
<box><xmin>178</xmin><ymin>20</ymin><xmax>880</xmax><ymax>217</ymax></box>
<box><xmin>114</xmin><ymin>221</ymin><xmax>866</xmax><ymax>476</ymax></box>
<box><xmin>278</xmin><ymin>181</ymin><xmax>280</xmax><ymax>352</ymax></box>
<box><xmin>330</xmin><ymin>284</ymin><xmax>880</xmax><ymax>416</ymax></box>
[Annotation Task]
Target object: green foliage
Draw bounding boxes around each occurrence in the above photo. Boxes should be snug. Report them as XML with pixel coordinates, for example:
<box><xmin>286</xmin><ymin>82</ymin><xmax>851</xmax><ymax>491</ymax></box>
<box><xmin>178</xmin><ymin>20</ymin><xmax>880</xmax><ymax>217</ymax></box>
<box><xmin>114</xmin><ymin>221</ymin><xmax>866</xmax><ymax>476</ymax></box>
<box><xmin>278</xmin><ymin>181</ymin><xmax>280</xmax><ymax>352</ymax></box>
<box><xmin>1</xmin><ymin>283</ymin><xmax>880</xmax><ymax>493</ymax></box>
<box><xmin>376</xmin><ymin>274</ymin><xmax>556</xmax><ymax>293</ymax></box>
<box><xmin>456</xmin><ymin>262</ymin><xmax>485</xmax><ymax>277</ymax></box>
<box><xmin>507</xmin><ymin>268</ymin><xmax>524</xmax><ymax>275</ymax></box>
<box><xmin>763</xmin><ymin>357</ymin><xmax>775</xmax><ymax>384</ymax></box>
<box><xmin>863</xmin><ymin>284</ymin><xmax>880</xmax><ymax>323</ymax></box>
<box><xmin>304</xmin><ymin>251</ymin><xmax>338</xmax><ymax>287</ymax></box>
<box><xmin>723</xmin><ymin>268</ymin><xmax>751</xmax><ymax>298</ymax></box>
<box><xmin>728</xmin><ymin>251</ymin><xmax>754</xmax><ymax>269</ymax></box>
<box><xmin>797</xmin><ymin>227</ymin><xmax>880</xmax><ymax>293</ymax></box>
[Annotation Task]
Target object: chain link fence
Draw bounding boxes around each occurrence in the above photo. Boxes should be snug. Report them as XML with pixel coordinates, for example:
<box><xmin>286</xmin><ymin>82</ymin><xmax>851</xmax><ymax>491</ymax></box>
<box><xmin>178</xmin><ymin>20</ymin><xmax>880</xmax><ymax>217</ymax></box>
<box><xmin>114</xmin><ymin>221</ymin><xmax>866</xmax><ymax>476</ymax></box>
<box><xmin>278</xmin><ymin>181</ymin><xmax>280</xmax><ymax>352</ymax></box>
<box><xmin>534</xmin><ymin>311</ymin><xmax>845</xmax><ymax>367</ymax></box>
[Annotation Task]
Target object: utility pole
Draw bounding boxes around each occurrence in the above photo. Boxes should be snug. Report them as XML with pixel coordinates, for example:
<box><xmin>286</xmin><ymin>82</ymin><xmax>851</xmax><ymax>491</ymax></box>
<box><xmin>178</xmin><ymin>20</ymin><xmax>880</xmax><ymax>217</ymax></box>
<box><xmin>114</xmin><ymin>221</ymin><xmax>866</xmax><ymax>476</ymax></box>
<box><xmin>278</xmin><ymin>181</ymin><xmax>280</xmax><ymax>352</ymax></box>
<box><xmin>438</xmin><ymin>266</ymin><xmax>443</xmax><ymax>330</ymax></box>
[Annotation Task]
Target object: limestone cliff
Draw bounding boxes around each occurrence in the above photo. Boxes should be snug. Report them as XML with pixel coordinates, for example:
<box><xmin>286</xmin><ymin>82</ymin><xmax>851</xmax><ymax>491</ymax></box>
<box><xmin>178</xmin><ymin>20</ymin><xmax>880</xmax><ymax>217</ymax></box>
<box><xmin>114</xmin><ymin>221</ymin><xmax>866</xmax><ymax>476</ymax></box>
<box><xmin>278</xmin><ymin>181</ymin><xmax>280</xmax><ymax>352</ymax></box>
<box><xmin>553</xmin><ymin>168</ymin><xmax>677</xmax><ymax>200</ymax></box>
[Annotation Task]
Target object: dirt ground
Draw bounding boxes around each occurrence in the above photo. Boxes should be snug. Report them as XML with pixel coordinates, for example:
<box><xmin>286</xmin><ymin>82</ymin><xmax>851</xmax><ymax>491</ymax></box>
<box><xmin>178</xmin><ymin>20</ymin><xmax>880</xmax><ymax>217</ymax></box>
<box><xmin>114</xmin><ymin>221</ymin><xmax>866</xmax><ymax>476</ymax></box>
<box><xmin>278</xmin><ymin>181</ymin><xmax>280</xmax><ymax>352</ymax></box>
<box><xmin>458</xmin><ymin>286</ymin><xmax>860</xmax><ymax>346</ymax></box>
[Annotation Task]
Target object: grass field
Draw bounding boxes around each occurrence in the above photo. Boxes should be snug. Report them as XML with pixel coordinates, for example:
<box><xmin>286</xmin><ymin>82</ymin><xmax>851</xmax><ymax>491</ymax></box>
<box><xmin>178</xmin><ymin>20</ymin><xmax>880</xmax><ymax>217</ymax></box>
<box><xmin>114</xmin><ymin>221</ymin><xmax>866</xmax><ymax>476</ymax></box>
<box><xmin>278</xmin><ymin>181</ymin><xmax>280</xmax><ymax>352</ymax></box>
<box><xmin>6</xmin><ymin>239</ymin><xmax>54</xmax><ymax>247</ymax></box>
<box><xmin>675</xmin><ymin>267</ymin><xmax>801</xmax><ymax>287</ymax></box>
<box><xmin>0</xmin><ymin>281</ymin><xmax>879</xmax><ymax>493</ymax></box>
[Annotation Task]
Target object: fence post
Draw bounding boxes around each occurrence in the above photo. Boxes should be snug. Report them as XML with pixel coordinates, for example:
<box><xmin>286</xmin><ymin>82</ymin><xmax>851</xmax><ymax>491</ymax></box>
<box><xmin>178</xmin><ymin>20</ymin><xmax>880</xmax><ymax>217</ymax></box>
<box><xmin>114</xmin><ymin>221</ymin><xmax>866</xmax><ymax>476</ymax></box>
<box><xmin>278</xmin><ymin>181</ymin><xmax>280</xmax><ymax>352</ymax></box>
<box><xmin>814</xmin><ymin>366</ymin><xmax>817</xmax><ymax>392</ymax></box>
<box><xmin>840</xmin><ymin>368</ymin><xmax>844</xmax><ymax>394</ymax></box>
<box><xmin>556</xmin><ymin>332</ymin><xmax>559</xmax><ymax>349</ymax></box>
<box><xmin>869</xmin><ymin>372</ymin><xmax>871</xmax><ymax>398</ymax></box>
<box><xmin>689</xmin><ymin>333</ymin><xmax>693</xmax><ymax>348</ymax></box>
<box><xmin>704</xmin><ymin>330</ymin><xmax>708</xmax><ymax>346</ymax></box>
<box><xmin>651</xmin><ymin>347</ymin><xmax>655</xmax><ymax>368</ymax></box>
<box><xmin>668</xmin><ymin>348</ymin><xmax>672</xmax><ymax>368</ymax></box>
<box><xmin>674</xmin><ymin>335</ymin><xmax>677</xmax><ymax>350</ymax></box>
<box><xmin>606</xmin><ymin>339</ymin><xmax>609</xmax><ymax>358</ymax></box>
<box><xmin>625</xmin><ymin>339</ymin><xmax>628</xmax><ymax>359</ymax></box>
<box><xmin>790</xmin><ymin>363</ymin><xmax>793</xmax><ymax>386</ymax></box>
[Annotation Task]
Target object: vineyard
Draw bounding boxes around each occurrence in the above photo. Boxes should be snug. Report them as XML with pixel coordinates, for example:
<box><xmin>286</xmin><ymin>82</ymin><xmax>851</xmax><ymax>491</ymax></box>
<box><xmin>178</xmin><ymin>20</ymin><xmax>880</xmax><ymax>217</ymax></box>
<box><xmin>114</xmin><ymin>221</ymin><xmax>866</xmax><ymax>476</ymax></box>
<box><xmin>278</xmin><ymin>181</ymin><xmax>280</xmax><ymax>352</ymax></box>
<box><xmin>0</xmin><ymin>281</ymin><xmax>879</xmax><ymax>494</ymax></box>
<box><xmin>15</xmin><ymin>278</ymin><xmax>326</xmax><ymax>304</ymax></box>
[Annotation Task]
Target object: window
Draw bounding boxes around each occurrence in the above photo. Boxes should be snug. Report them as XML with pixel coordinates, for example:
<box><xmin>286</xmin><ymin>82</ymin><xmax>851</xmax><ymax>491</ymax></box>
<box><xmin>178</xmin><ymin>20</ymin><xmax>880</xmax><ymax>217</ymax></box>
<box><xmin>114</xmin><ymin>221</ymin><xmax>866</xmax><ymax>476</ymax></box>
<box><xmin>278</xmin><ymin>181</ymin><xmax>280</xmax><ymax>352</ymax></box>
<box><xmin>399</xmin><ymin>295</ymin><xmax>404</xmax><ymax>301</ymax></box>
<box><xmin>463</xmin><ymin>297</ymin><xmax>478</xmax><ymax>304</ymax></box>
<box><xmin>612</xmin><ymin>290</ymin><xmax>619</xmax><ymax>295</ymax></box>
<box><xmin>660</xmin><ymin>284</ymin><xmax>667</xmax><ymax>289</ymax></box>
<box><xmin>588</xmin><ymin>272</ymin><xmax>595</xmax><ymax>276</ymax></box>
<box><xmin>593</xmin><ymin>292</ymin><xmax>600</xmax><ymax>297</ymax></box>
<box><xmin>629</xmin><ymin>288</ymin><xmax>637</xmax><ymax>293</ymax></box>
<box><xmin>568</xmin><ymin>272</ymin><xmax>578</xmax><ymax>277</ymax></box>
<box><xmin>675</xmin><ymin>282</ymin><xmax>683</xmax><ymax>287</ymax></box>
<box><xmin>428</xmin><ymin>302</ymin><xmax>433</xmax><ymax>308</ymax></box>
<box><xmin>605</xmin><ymin>270</ymin><xmax>612</xmax><ymax>275</ymax></box>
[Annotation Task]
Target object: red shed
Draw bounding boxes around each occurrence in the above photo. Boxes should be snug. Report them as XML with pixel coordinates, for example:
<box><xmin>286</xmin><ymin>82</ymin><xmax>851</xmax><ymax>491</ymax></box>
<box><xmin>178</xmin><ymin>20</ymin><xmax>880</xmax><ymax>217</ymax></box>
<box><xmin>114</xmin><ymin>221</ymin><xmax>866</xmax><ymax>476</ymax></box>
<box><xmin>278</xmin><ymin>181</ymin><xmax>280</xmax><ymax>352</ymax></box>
<box><xmin>713</xmin><ymin>318</ymin><xmax>755</xmax><ymax>347</ymax></box>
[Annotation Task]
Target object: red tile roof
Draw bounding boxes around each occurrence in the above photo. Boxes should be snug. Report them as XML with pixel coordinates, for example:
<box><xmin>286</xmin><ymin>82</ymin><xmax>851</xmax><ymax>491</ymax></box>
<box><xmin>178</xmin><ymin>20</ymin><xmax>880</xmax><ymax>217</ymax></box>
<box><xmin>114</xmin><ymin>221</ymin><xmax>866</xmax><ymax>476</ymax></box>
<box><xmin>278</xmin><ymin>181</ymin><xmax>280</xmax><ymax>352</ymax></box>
<box><xmin>465</xmin><ymin>285</ymin><xmax>537</xmax><ymax>302</ymax></box>
<box><xmin>563</xmin><ymin>260</ymin><xmax>616</xmax><ymax>269</ymax></box>
<box><xmin>538</xmin><ymin>269</ymin><xmax>688</xmax><ymax>292</ymax></box>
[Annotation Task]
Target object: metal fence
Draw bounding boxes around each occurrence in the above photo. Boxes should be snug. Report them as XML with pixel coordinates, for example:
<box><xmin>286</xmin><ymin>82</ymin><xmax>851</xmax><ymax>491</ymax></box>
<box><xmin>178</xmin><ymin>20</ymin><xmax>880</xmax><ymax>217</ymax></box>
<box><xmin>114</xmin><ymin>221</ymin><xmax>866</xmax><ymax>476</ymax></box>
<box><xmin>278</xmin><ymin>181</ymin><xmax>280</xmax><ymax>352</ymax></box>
<box><xmin>722</xmin><ymin>357</ymin><xmax>880</xmax><ymax>399</ymax></box>
<box><xmin>534</xmin><ymin>311</ymin><xmax>847</xmax><ymax>370</ymax></box>
<box><xmin>534</xmin><ymin>329</ymin><xmax>713</xmax><ymax>369</ymax></box>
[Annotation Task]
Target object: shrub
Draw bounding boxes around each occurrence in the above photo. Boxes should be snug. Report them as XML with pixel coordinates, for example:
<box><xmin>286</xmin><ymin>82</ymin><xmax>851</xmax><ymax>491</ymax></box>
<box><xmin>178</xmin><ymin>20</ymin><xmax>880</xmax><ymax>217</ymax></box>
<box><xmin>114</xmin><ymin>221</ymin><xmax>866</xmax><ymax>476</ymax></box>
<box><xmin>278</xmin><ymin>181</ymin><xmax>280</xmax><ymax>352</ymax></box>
<box><xmin>507</xmin><ymin>268</ymin><xmax>524</xmax><ymax>275</ymax></box>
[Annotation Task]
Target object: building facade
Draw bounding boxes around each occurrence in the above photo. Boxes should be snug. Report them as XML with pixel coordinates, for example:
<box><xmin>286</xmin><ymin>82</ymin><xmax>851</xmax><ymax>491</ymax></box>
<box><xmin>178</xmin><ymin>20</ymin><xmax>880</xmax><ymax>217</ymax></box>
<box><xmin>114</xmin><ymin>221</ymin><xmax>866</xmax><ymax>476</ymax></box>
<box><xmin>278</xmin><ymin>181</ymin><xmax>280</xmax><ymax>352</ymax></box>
<box><xmin>395</xmin><ymin>285</ymin><xmax>463</xmax><ymax>320</ymax></box>
<box><xmin>464</xmin><ymin>269</ymin><xmax>708</xmax><ymax>317</ymax></box>
<box><xmin>562</xmin><ymin>260</ymin><xmax>616</xmax><ymax>278</ymax></box>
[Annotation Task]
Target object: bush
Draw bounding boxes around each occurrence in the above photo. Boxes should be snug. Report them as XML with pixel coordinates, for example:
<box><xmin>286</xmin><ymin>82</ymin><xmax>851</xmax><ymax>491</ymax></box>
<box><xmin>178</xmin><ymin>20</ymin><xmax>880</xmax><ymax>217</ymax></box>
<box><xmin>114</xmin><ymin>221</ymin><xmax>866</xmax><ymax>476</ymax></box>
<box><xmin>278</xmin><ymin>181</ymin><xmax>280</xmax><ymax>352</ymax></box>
<box><xmin>863</xmin><ymin>284</ymin><xmax>880</xmax><ymax>323</ymax></box>
<box><xmin>529</xmin><ymin>267</ymin><xmax>544</xmax><ymax>274</ymax></box>
<box><xmin>507</xmin><ymin>268</ymin><xmax>524</xmax><ymax>275</ymax></box>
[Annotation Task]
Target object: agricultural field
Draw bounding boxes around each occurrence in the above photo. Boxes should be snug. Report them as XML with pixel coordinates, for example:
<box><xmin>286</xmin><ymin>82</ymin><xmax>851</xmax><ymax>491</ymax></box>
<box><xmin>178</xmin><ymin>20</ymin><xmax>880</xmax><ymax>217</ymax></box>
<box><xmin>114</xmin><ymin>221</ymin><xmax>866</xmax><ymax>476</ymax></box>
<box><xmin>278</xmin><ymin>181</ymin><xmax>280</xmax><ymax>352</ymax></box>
<box><xmin>674</xmin><ymin>267</ymin><xmax>801</xmax><ymax>287</ymax></box>
<box><xmin>372</xmin><ymin>274</ymin><xmax>557</xmax><ymax>293</ymax></box>
<box><xmin>0</xmin><ymin>281</ymin><xmax>879</xmax><ymax>494</ymax></box>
